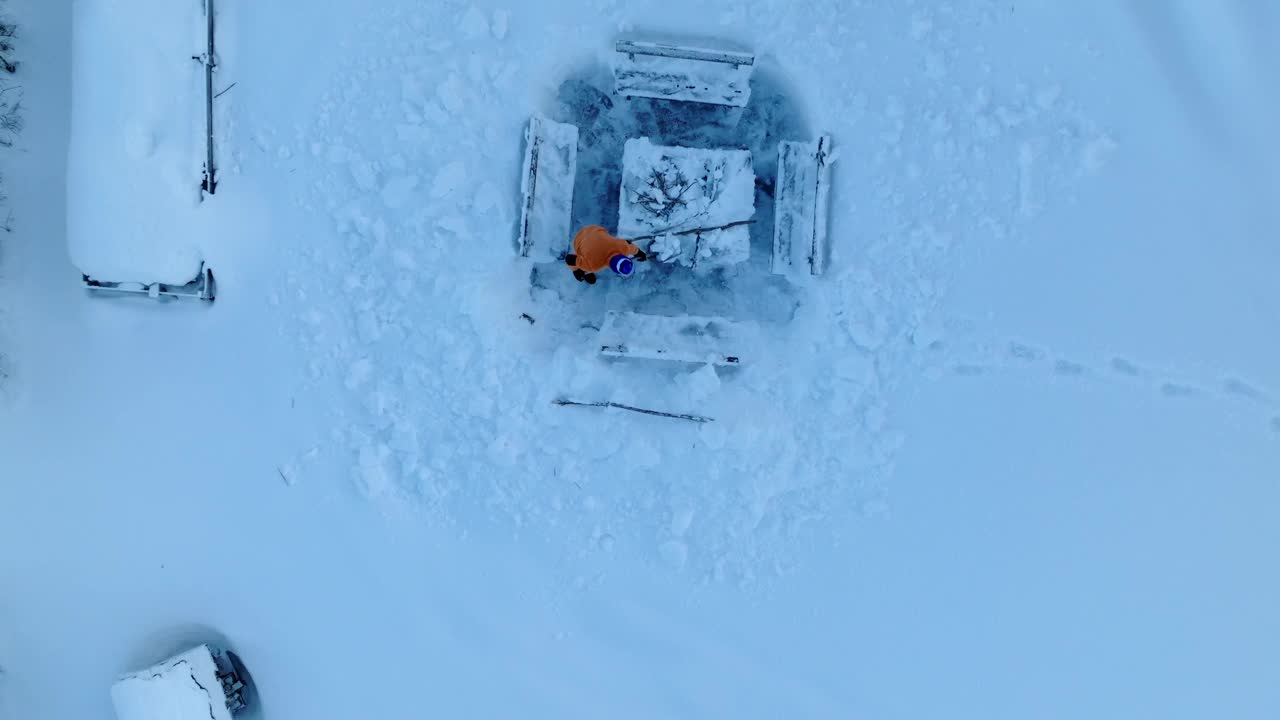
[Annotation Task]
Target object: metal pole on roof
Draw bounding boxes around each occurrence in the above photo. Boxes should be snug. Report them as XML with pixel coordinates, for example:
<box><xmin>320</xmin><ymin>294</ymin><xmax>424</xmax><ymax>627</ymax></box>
<box><xmin>204</xmin><ymin>0</ymin><xmax>216</xmax><ymax>195</ymax></box>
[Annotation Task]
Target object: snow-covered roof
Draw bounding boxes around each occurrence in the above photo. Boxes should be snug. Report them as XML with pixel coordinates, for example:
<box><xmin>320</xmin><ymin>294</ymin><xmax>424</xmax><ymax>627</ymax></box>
<box><xmin>110</xmin><ymin>645</ymin><xmax>233</xmax><ymax>720</ymax></box>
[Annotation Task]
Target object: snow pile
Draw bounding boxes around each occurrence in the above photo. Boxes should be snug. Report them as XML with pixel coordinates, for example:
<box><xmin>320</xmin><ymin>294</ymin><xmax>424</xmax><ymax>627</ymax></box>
<box><xmin>110</xmin><ymin>646</ymin><xmax>233</xmax><ymax>720</ymax></box>
<box><xmin>66</xmin><ymin>0</ymin><xmax>208</xmax><ymax>284</ymax></box>
<box><xmin>618</xmin><ymin>138</ymin><xmax>754</xmax><ymax>269</ymax></box>
<box><xmin>649</xmin><ymin>233</ymin><xmax>681</xmax><ymax>262</ymax></box>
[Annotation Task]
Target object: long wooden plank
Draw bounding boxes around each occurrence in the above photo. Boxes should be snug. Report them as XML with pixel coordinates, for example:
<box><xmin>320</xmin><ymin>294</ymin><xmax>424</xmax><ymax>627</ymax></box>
<box><xmin>554</xmin><ymin>399</ymin><xmax>713</xmax><ymax>424</ymax></box>
<box><xmin>616</xmin><ymin>40</ymin><xmax>754</xmax><ymax>67</ymax></box>
<box><xmin>809</xmin><ymin>136</ymin><xmax>832</xmax><ymax>275</ymax></box>
<box><xmin>517</xmin><ymin>125</ymin><xmax>542</xmax><ymax>257</ymax></box>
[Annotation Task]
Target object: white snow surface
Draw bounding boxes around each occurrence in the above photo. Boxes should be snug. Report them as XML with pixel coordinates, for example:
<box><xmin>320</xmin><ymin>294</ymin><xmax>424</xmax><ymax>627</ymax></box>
<box><xmin>111</xmin><ymin>646</ymin><xmax>233</xmax><ymax>720</ymax></box>
<box><xmin>2</xmin><ymin>1</ymin><xmax>1279</xmax><ymax>719</ymax></box>
<box><xmin>65</xmin><ymin>0</ymin><xmax>210</xmax><ymax>284</ymax></box>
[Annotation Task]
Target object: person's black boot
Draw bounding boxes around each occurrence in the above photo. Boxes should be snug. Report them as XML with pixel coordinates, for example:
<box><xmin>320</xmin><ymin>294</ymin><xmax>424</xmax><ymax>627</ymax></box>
<box><xmin>573</xmin><ymin>269</ymin><xmax>586</xmax><ymax>282</ymax></box>
<box><xmin>585</xmin><ymin>273</ymin><xmax>597</xmax><ymax>285</ymax></box>
<box><xmin>565</xmin><ymin>254</ymin><xmax>578</xmax><ymax>267</ymax></box>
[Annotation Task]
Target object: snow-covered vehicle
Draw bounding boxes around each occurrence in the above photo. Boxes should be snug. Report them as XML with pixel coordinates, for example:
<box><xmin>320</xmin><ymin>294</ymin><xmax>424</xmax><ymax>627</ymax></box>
<box><xmin>70</xmin><ymin>0</ymin><xmax>221</xmax><ymax>302</ymax></box>
<box><xmin>111</xmin><ymin>645</ymin><xmax>251</xmax><ymax>720</ymax></box>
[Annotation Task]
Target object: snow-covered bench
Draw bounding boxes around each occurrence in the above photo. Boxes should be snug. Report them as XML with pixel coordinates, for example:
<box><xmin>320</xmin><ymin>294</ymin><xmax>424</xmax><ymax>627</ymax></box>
<box><xmin>83</xmin><ymin>264</ymin><xmax>216</xmax><ymax>301</ymax></box>
<box><xmin>613</xmin><ymin>40</ymin><xmax>754</xmax><ymax>108</ymax></box>
<box><xmin>598</xmin><ymin>311</ymin><xmax>749</xmax><ymax>366</ymax></box>
<box><xmin>111</xmin><ymin>644</ymin><xmax>250</xmax><ymax>720</ymax></box>
<box><xmin>771</xmin><ymin>136</ymin><xmax>833</xmax><ymax>277</ymax></box>
<box><xmin>70</xmin><ymin>0</ymin><xmax>219</xmax><ymax>301</ymax></box>
<box><xmin>517</xmin><ymin>115</ymin><xmax>579</xmax><ymax>262</ymax></box>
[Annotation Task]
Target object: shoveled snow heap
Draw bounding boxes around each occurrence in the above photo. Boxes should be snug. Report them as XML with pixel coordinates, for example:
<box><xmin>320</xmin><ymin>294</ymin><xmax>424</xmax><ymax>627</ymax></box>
<box><xmin>110</xmin><ymin>645</ymin><xmax>233</xmax><ymax>720</ymax></box>
<box><xmin>66</xmin><ymin>0</ymin><xmax>210</xmax><ymax>284</ymax></box>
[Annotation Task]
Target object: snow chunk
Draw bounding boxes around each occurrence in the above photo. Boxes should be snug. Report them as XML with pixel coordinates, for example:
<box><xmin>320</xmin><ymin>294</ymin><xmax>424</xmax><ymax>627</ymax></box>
<box><xmin>437</xmin><ymin>73</ymin><xmax>466</xmax><ymax>114</ymax></box>
<box><xmin>678</xmin><ymin>364</ymin><xmax>722</xmax><ymax>402</ymax></box>
<box><xmin>358</xmin><ymin>442</ymin><xmax>399</xmax><ymax>498</ymax></box>
<box><xmin>1081</xmin><ymin>132</ymin><xmax>1118</xmax><ymax>173</ymax></box>
<box><xmin>459</xmin><ymin>6</ymin><xmax>489</xmax><ymax>38</ymax></box>
<box><xmin>431</xmin><ymin>160</ymin><xmax>469</xmax><ymax>199</ymax></box>
<box><xmin>492</xmin><ymin>10</ymin><xmax>509</xmax><ymax>40</ymax></box>
<box><xmin>381</xmin><ymin>175</ymin><xmax>419</xmax><ymax>209</ymax></box>
<box><xmin>649</xmin><ymin>234</ymin><xmax>681</xmax><ymax>262</ymax></box>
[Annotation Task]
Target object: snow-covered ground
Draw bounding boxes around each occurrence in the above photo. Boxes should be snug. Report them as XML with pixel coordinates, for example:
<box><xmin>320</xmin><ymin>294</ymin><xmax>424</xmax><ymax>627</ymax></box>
<box><xmin>1</xmin><ymin>0</ymin><xmax>1278</xmax><ymax>718</ymax></box>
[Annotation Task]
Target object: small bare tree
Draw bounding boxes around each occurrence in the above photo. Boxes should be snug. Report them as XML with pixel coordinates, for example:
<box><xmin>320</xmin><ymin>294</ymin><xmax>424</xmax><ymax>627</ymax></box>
<box><xmin>0</xmin><ymin>86</ymin><xmax>21</xmax><ymax>149</ymax></box>
<box><xmin>0</xmin><ymin>12</ymin><xmax>17</xmax><ymax>150</ymax></box>
<box><xmin>634</xmin><ymin>165</ymin><xmax>696</xmax><ymax>221</ymax></box>
<box><xmin>0</xmin><ymin>18</ymin><xmax>15</xmax><ymax>74</ymax></box>
<box><xmin>0</xmin><ymin>6</ymin><xmax>16</xmax><ymax>231</ymax></box>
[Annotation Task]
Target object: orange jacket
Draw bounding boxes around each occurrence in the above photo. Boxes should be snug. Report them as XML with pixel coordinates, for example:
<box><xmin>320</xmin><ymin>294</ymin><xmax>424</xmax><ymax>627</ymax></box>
<box><xmin>572</xmin><ymin>226</ymin><xmax>640</xmax><ymax>273</ymax></box>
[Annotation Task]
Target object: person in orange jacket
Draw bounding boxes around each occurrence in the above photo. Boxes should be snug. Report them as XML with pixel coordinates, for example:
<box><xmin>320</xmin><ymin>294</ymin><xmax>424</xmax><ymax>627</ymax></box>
<box><xmin>565</xmin><ymin>225</ymin><xmax>647</xmax><ymax>284</ymax></box>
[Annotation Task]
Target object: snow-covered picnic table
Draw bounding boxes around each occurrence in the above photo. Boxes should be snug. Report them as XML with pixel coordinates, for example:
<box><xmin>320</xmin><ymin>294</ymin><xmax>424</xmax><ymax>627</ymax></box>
<box><xmin>617</xmin><ymin>138</ymin><xmax>755</xmax><ymax>271</ymax></box>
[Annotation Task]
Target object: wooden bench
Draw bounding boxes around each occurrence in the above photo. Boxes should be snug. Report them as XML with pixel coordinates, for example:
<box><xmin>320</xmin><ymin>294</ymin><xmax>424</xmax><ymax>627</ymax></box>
<box><xmin>613</xmin><ymin>40</ymin><xmax>754</xmax><ymax>108</ymax></box>
<box><xmin>598</xmin><ymin>311</ymin><xmax>749</xmax><ymax>366</ymax></box>
<box><xmin>517</xmin><ymin>115</ymin><xmax>579</xmax><ymax>262</ymax></box>
<box><xmin>771</xmin><ymin>136</ymin><xmax>834</xmax><ymax>277</ymax></box>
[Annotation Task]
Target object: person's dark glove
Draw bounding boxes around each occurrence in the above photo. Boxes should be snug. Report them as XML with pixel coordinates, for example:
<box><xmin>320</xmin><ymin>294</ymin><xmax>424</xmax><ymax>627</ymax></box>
<box><xmin>573</xmin><ymin>269</ymin><xmax>586</xmax><ymax>282</ymax></box>
<box><xmin>585</xmin><ymin>273</ymin><xmax>597</xmax><ymax>285</ymax></box>
<box><xmin>634</xmin><ymin>249</ymin><xmax>648</xmax><ymax>262</ymax></box>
